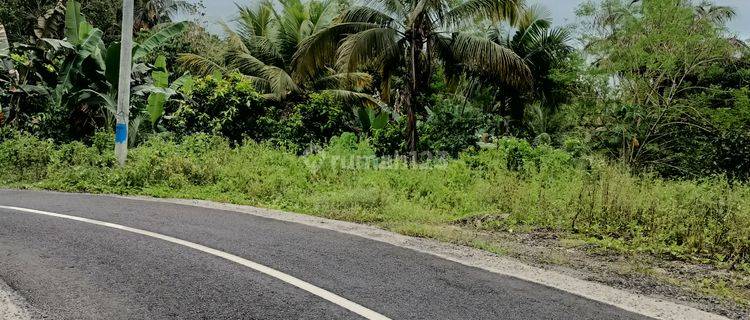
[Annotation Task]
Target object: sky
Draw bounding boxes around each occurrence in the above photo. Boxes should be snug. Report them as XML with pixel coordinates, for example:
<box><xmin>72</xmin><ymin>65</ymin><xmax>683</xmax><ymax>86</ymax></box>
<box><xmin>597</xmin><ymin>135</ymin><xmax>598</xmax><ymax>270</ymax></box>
<box><xmin>191</xmin><ymin>0</ymin><xmax>749</xmax><ymax>38</ymax></box>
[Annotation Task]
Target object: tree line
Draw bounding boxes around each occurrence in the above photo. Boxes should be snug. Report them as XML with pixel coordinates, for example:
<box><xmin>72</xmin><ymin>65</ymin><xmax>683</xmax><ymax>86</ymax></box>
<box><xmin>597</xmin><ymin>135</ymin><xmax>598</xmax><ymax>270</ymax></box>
<box><xmin>0</xmin><ymin>0</ymin><xmax>748</xmax><ymax>180</ymax></box>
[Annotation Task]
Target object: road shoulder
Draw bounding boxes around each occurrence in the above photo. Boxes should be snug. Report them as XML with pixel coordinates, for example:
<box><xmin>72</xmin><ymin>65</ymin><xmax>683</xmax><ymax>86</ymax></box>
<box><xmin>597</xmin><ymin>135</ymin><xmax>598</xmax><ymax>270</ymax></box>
<box><xmin>0</xmin><ymin>278</ymin><xmax>33</xmax><ymax>320</ymax></box>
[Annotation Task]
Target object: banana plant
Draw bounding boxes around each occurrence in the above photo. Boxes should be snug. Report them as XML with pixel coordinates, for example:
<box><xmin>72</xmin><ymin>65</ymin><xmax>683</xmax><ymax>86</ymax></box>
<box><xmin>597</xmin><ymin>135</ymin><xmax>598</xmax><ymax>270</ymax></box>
<box><xmin>44</xmin><ymin>1</ymin><xmax>187</xmax><ymax>130</ymax></box>
<box><xmin>356</xmin><ymin>107</ymin><xmax>389</xmax><ymax>134</ymax></box>
<box><xmin>3</xmin><ymin>0</ymin><xmax>188</xmax><ymax>137</ymax></box>
<box><xmin>134</xmin><ymin>55</ymin><xmax>193</xmax><ymax>131</ymax></box>
<box><xmin>0</xmin><ymin>23</ymin><xmax>57</xmax><ymax>126</ymax></box>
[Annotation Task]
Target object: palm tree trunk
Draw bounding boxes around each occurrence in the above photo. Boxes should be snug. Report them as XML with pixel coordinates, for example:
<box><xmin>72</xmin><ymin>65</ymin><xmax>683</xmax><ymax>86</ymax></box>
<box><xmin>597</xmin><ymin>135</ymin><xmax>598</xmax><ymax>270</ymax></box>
<box><xmin>406</xmin><ymin>33</ymin><xmax>419</xmax><ymax>163</ymax></box>
<box><xmin>406</xmin><ymin>101</ymin><xmax>418</xmax><ymax>161</ymax></box>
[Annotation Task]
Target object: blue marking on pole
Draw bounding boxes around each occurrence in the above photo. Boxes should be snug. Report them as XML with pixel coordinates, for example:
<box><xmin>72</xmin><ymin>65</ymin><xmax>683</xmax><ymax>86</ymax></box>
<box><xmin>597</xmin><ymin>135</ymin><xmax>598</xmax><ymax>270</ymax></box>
<box><xmin>115</xmin><ymin>123</ymin><xmax>128</xmax><ymax>144</ymax></box>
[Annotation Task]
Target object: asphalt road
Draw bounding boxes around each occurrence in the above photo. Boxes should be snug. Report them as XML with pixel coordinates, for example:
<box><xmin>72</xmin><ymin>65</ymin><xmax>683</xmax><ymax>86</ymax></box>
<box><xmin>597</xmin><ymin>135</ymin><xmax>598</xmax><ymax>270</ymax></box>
<box><xmin>0</xmin><ymin>190</ymin><xmax>651</xmax><ymax>320</ymax></box>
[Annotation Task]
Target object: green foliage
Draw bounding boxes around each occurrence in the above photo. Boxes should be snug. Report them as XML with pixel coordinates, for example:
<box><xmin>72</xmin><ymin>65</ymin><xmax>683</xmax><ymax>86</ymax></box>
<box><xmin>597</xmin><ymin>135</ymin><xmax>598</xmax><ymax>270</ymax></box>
<box><xmin>177</xmin><ymin>0</ymin><xmax>377</xmax><ymax>108</ymax></box>
<box><xmin>143</xmin><ymin>23</ymin><xmax>223</xmax><ymax>72</ymax></box>
<box><xmin>293</xmin><ymin>0</ymin><xmax>532</xmax><ymax>155</ymax></box>
<box><xmin>285</xmin><ymin>92</ymin><xmax>355</xmax><ymax>146</ymax></box>
<box><xmin>166</xmin><ymin>73</ymin><xmax>281</xmax><ymax>144</ymax></box>
<box><xmin>64</xmin><ymin>0</ymin><xmax>85</xmax><ymax>45</ymax></box>
<box><xmin>371</xmin><ymin>117</ymin><xmax>407</xmax><ymax>156</ymax></box>
<box><xmin>0</xmin><ymin>0</ymin><xmax>122</xmax><ymax>43</ymax></box>
<box><xmin>482</xmin><ymin>6</ymin><xmax>575</xmax><ymax>129</ymax></box>
<box><xmin>134</xmin><ymin>0</ymin><xmax>199</xmax><ymax>31</ymax></box>
<box><xmin>2</xmin><ymin>131</ymin><xmax>748</xmax><ymax>267</ymax></box>
<box><xmin>167</xmin><ymin>74</ymin><xmax>361</xmax><ymax>149</ymax></box>
<box><xmin>140</xmin><ymin>55</ymin><xmax>193</xmax><ymax>131</ymax></box>
<box><xmin>419</xmin><ymin>101</ymin><xmax>482</xmax><ymax>157</ymax></box>
<box><xmin>133</xmin><ymin>22</ymin><xmax>189</xmax><ymax>61</ymax></box>
<box><xmin>0</xmin><ymin>1</ymin><xmax>190</xmax><ymax>142</ymax></box>
<box><xmin>579</xmin><ymin>0</ymin><xmax>737</xmax><ymax>170</ymax></box>
<box><xmin>0</xmin><ymin>132</ymin><xmax>54</xmax><ymax>181</ymax></box>
<box><xmin>677</xmin><ymin>58</ymin><xmax>750</xmax><ymax>181</ymax></box>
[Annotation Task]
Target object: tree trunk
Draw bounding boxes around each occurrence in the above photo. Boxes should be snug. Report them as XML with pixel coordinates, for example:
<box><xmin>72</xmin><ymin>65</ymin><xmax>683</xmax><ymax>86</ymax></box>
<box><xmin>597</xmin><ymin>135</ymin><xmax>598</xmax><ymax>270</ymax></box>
<box><xmin>406</xmin><ymin>29</ymin><xmax>420</xmax><ymax>163</ymax></box>
<box><xmin>406</xmin><ymin>100</ymin><xmax>418</xmax><ymax>162</ymax></box>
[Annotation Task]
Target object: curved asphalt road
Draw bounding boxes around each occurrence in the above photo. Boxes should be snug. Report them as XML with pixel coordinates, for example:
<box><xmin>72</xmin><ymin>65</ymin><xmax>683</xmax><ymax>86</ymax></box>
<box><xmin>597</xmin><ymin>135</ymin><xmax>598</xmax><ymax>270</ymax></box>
<box><xmin>0</xmin><ymin>190</ymin><xmax>650</xmax><ymax>320</ymax></box>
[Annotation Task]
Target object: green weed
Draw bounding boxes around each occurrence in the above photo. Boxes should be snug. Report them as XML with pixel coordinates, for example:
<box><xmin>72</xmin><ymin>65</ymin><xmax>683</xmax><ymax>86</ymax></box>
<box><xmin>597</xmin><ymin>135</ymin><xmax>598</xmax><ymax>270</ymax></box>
<box><xmin>1</xmin><ymin>132</ymin><xmax>748</xmax><ymax>267</ymax></box>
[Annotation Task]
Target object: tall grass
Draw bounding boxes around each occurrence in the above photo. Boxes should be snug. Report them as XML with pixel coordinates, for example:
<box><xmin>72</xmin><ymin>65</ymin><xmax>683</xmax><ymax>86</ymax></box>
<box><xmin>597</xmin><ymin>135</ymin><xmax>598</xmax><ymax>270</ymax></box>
<box><xmin>1</xmin><ymin>131</ymin><xmax>748</xmax><ymax>268</ymax></box>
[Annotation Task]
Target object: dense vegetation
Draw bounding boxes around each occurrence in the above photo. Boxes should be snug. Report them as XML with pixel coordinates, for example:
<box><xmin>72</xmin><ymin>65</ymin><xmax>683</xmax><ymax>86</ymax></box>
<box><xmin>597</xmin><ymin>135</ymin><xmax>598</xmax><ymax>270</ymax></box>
<box><xmin>1</xmin><ymin>132</ymin><xmax>748</xmax><ymax>269</ymax></box>
<box><xmin>1</xmin><ymin>0</ymin><xmax>749</xmax><ymax>268</ymax></box>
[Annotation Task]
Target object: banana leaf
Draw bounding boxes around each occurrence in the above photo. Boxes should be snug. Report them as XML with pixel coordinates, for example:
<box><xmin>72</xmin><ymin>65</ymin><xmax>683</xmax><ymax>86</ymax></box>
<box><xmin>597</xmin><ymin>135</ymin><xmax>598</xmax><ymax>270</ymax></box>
<box><xmin>133</xmin><ymin>22</ymin><xmax>189</xmax><ymax>61</ymax></box>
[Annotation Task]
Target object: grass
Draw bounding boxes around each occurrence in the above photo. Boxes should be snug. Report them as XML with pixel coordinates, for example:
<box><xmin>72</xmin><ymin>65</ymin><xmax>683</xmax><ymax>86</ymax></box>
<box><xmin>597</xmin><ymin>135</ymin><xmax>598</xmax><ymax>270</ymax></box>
<box><xmin>1</xmin><ymin>131</ymin><xmax>749</xmax><ymax>272</ymax></box>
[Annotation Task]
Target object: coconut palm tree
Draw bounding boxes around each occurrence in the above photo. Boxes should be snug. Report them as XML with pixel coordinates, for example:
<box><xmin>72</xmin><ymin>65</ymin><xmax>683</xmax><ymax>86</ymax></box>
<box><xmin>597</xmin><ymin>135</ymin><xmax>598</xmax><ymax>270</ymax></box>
<box><xmin>293</xmin><ymin>0</ymin><xmax>532</xmax><ymax>158</ymax></box>
<box><xmin>134</xmin><ymin>0</ymin><xmax>198</xmax><ymax>31</ymax></box>
<box><xmin>486</xmin><ymin>5</ymin><xmax>573</xmax><ymax>124</ymax></box>
<box><xmin>693</xmin><ymin>1</ymin><xmax>736</xmax><ymax>24</ymax></box>
<box><xmin>178</xmin><ymin>0</ymin><xmax>377</xmax><ymax>105</ymax></box>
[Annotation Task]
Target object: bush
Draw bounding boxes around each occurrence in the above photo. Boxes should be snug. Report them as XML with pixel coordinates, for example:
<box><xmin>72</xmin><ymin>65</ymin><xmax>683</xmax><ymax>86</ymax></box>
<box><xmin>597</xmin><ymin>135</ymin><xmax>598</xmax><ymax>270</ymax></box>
<box><xmin>284</xmin><ymin>93</ymin><xmax>356</xmax><ymax>147</ymax></box>
<box><xmin>166</xmin><ymin>73</ymin><xmax>284</xmax><ymax>144</ymax></box>
<box><xmin>420</xmin><ymin>102</ymin><xmax>481</xmax><ymax>157</ymax></box>
<box><xmin>371</xmin><ymin>99</ymin><xmax>482</xmax><ymax>158</ymax></box>
<box><xmin>371</xmin><ymin>117</ymin><xmax>406</xmax><ymax>156</ymax></box>
<box><xmin>0</xmin><ymin>132</ymin><xmax>748</xmax><ymax>267</ymax></box>
<box><xmin>167</xmin><ymin>75</ymin><xmax>359</xmax><ymax>151</ymax></box>
<box><xmin>0</xmin><ymin>132</ymin><xmax>54</xmax><ymax>181</ymax></box>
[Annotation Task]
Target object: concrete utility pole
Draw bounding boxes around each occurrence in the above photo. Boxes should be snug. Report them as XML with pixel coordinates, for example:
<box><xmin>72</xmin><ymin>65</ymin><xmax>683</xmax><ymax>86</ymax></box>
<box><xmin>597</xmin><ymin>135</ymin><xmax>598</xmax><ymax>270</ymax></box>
<box><xmin>115</xmin><ymin>0</ymin><xmax>134</xmax><ymax>166</ymax></box>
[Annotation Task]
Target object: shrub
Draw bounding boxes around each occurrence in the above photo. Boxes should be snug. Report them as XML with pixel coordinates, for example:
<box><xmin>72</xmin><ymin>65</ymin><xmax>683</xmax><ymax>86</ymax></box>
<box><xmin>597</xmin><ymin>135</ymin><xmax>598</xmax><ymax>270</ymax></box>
<box><xmin>0</xmin><ymin>132</ymin><xmax>748</xmax><ymax>267</ymax></box>
<box><xmin>419</xmin><ymin>102</ymin><xmax>481</xmax><ymax>157</ymax></box>
<box><xmin>285</xmin><ymin>93</ymin><xmax>356</xmax><ymax>147</ymax></box>
<box><xmin>0</xmin><ymin>132</ymin><xmax>54</xmax><ymax>181</ymax></box>
<box><xmin>371</xmin><ymin>117</ymin><xmax>406</xmax><ymax>156</ymax></box>
<box><xmin>166</xmin><ymin>73</ymin><xmax>283</xmax><ymax>144</ymax></box>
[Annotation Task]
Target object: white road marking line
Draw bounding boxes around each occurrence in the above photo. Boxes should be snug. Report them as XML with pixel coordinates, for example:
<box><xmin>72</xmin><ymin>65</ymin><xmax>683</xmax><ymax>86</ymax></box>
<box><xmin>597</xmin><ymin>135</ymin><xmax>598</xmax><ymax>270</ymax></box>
<box><xmin>0</xmin><ymin>205</ymin><xmax>391</xmax><ymax>320</ymax></box>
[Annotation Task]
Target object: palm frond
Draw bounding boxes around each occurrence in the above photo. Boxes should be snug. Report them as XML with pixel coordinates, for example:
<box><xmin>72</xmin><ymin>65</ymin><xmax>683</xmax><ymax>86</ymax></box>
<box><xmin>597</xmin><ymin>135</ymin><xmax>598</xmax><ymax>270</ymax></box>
<box><xmin>222</xmin><ymin>26</ymin><xmax>273</xmax><ymax>77</ymax></box>
<box><xmin>262</xmin><ymin>66</ymin><xmax>300</xmax><ymax>98</ymax></box>
<box><xmin>321</xmin><ymin>89</ymin><xmax>384</xmax><ymax>109</ymax></box>
<box><xmin>367</xmin><ymin>0</ymin><xmax>406</xmax><ymax>19</ymax></box>
<box><xmin>446</xmin><ymin>0</ymin><xmax>525</xmax><ymax>27</ymax></box>
<box><xmin>374</xmin><ymin>37</ymin><xmax>407</xmax><ymax>103</ymax></box>
<box><xmin>240</xmin><ymin>34</ymin><xmax>287</xmax><ymax>66</ymax></box>
<box><xmin>235</xmin><ymin>3</ymin><xmax>286</xmax><ymax>65</ymax></box>
<box><xmin>508</xmin><ymin>15</ymin><xmax>569</xmax><ymax>62</ymax></box>
<box><xmin>242</xmin><ymin>75</ymin><xmax>273</xmax><ymax>93</ymax></box>
<box><xmin>338</xmin><ymin>6</ymin><xmax>398</xmax><ymax>26</ymax></box>
<box><xmin>236</xmin><ymin>2</ymin><xmax>275</xmax><ymax>37</ymax></box>
<box><xmin>515</xmin><ymin>4</ymin><xmax>551</xmax><ymax>30</ymax></box>
<box><xmin>176</xmin><ymin>53</ymin><xmax>229</xmax><ymax>76</ymax></box>
<box><xmin>432</xmin><ymin>34</ymin><xmax>463</xmax><ymax>88</ymax></box>
<box><xmin>695</xmin><ymin>3</ymin><xmax>735</xmax><ymax>24</ymax></box>
<box><xmin>447</xmin><ymin>32</ymin><xmax>532</xmax><ymax>89</ymax></box>
<box><xmin>315</xmin><ymin>71</ymin><xmax>374</xmax><ymax>90</ymax></box>
<box><xmin>292</xmin><ymin>22</ymin><xmax>385</xmax><ymax>80</ymax></box>
<box><xmin>534</xmin><ymin>27</ymin><xmax>573</xmax><ymax>59</ymax></box>
<box><xmin>0</xmin><ymin>23</ymin><xmax>9</xmax><ymax>57</ymax></box>
<box><xmin>226</xmin><ymin>50</ymin><xmax>269</xmax><ymax>76</ymax></box>
<box><xmin>336</xmin><ymin>27</ymin><xmax>399</xmax><ymax>72</ymax></box>
<box><xmin>308</xmin><ymin>0</ymin><xmax>339</xmax><ymax>33</ymax></box>
<box><xmin>277</xmin><ymin>10</ymin><xmax>308</xmax><ymax>62</ymax></box>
